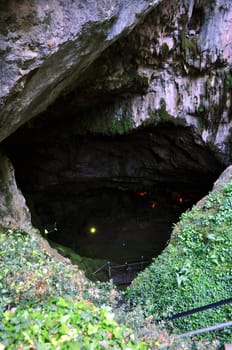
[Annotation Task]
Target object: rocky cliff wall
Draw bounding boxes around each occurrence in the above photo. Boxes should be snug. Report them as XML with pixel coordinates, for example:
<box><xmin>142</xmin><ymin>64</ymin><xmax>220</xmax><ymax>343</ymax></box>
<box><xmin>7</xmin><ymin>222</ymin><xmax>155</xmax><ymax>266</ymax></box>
<box><xmin>46</xmin><ymin>0</ymin><xmax>232</xmax><ymax>162</ymax></box>
<box><xmin>1</xmin><ymin>0</ymin><xmax>232</xmax><ymax>161</ymax></box>
<box><xmin>0</xmin><ymin>152</ymin><xmax>32</xmax><ymax>231</ymax></box>
<box><xmin>1</xmin><ymin>0</ymin><xmax>232</xmax><ymax>232</ymax></box>
<box><xmin>0</xmin><ymin>0</ymin><xmax>156</xmax><ymax>141</ymax></box>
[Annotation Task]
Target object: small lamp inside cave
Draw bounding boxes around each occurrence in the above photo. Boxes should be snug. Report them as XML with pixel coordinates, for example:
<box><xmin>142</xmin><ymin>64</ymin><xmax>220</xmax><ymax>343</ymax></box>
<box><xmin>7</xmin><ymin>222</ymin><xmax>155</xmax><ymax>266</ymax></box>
<box><xmin>136</xmin><ymin>191</ymin><xmax>147</xmax><ymax>197</ymax></box>
<box><xmin>150</xmin><ymin>201</ymin><xmax>157</xmax><ymax>209</ymax></box>
<box><xmin>90</xmin><ymin>227</ymin><xmax>97</xmax><ymax>234</ymax></box>
<box><xmin>177</xmin><ymin>194</ymin><xmax>183</xmax><ymax>204</ymax></box>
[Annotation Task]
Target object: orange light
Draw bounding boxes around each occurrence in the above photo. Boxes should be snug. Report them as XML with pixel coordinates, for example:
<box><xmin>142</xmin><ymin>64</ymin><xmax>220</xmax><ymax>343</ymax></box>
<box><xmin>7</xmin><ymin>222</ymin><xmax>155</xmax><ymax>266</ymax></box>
<box><xmin>137</xmin><ymin>191</ymin><xmax>147</xmax><ymax>197</ymax></box>
<box><xmin>151</xmin><ymin>202</ymin><xmax>156</xmax><ymax>209</ymax></box>
<box><xmin>178</xmin><ymin>196</ymin><xmax>183</xmax><ymax>204</ymax></box>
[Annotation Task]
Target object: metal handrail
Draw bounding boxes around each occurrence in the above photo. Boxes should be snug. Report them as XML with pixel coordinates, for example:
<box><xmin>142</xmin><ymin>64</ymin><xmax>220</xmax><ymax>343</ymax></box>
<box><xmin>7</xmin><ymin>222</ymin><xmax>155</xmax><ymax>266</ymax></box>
<box><xmin>92</xmin><ymin>262</ymin><xmax>232</xmax><ymax>339</ymax></box>
<box><xmin>157</xmin><ymin>297</ymin><xmax>232</xmax><ymax>340</ymax></box>
<box><xmin>175</xmin><ymin>320</ymin><xmax>232</xmax><ymax>339</ymax></box>
<box><xmin>92</xmin><ymin>257</ymin><xmax>150</xmax><ymax>276</ymax></box>
<box><xmin>92</xmin><ymin>262</ymin><xmax>109</xmax><ymax>275</ymax></box>
<box><xmin>160</xmin><ymin>297</ymin><xmax>232</xmax><ymax>322</ymax></box>
<box><xmin>110</xmin><ymin>260</ymin><xmax>150</xmax><ymax>270</ymax></box>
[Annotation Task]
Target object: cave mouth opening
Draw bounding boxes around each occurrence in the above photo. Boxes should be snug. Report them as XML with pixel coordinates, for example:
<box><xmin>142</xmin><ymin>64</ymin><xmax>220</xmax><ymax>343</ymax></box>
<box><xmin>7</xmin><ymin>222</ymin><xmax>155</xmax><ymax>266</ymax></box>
<box><xmin>46</xmin><ymin>185</ymin><xmax>206</xmax><ymax>285</ymax></box>
<box><xmin>3</xmin><ymin>123</ymin><xmax>224</xmax><ymax>285</ymax></box>
<box><xmin>49</xmin><ymin>187</ymin><xmax>193</xmax><ymax>258</ymax></box>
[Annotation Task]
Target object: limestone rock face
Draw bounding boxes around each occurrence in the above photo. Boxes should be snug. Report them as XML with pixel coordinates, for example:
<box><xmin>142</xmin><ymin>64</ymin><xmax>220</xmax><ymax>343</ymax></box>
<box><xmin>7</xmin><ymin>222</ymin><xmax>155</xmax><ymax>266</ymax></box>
<box><xmin>212</xmin><ymin>165</ymin><xmax>232</xmax><ymax>192</ymax></box>
<box><xmin>59</xmin><ymin>0</ymin><xmax>232</xmax><ymax>162</ymax></box>
<box><xmin>0</xmin><ymin>153</ymin><xmax>32</xmax><ymax>231</ymax></box>
<box><xmin>127</xmin><ymin>0</ymin><xmax>232</xmax><ymax>160</ymax></box>
<box><xmin>0</xmin><ymin>0</ymin><xmax>155</xmax><ymax>142</ymax></box>
<box><xmin>1</xmin><ymin>0</ymin><xmax>232</xmax><ymax>161</ymax></box>
<box><xmin>1</xmin><ymin>0</ymin><xmax>232</xmax><ymax>234</ymax></box>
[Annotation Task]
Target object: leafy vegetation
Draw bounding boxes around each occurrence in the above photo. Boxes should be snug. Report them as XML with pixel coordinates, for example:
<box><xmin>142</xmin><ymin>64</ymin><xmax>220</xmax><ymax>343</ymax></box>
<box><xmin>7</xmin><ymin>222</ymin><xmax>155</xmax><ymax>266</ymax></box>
<box><xmin>1</xmin><ymin>181</ymin><xmax>232</xmax><ymax>348</ymax></box>
<box><xmin>226</xmin><ymin>73</ymin><xmax>232</xmax><ymax>89</ymax></box>
<box><xmin>0</xmin><ymin>230</ymin><xmax>90</xmax><ymax>314</ymax></box>
<box><xmin>1</xmin><ymin>297</ymin><xmax>148</xmax><ymax>349</ymax></box>
<box><xmin>76</xmin><ymin>104</ymin><xmax>134</xmax><ymax>136</ymax></box>
<box><xmin>127</xmin><ymin>182</ymin><xmax>232</xmax><ymax>344</ymax></box>
<box><xmin>180</xmin><ymin>29</ymin><xmax>198</xmax><ymax>61</ymax></box>
<box><xmin>48</xmin><ymin>240</ymin><xmax>110</xmax><ymax>282</ymax></box>
<box><xmin>0</xmin><ymin>229</ymin><xmax>149</xmax><ymax>349</ymax></box>
<box><xmin>148</xmin><ymin>98</ymin><xmax>171</xmax><ymax>123</ymax></box>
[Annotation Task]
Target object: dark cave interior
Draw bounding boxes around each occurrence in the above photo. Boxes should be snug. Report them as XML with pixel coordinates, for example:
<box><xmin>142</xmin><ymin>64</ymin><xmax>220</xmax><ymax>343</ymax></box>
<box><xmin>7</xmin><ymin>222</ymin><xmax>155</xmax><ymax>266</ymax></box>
<box><xmin>3</xmin><ymin>118</ymin><xmax>224</xmax><ymax>284</ymax></box>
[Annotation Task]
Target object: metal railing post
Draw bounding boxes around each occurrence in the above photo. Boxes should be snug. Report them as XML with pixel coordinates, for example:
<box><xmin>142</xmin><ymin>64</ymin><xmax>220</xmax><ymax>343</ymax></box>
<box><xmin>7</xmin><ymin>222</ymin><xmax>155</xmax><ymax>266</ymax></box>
<box><xmin>107</xmin><ymin>261</ymin><xmax>111</xmax><ymax>279</ymax></box>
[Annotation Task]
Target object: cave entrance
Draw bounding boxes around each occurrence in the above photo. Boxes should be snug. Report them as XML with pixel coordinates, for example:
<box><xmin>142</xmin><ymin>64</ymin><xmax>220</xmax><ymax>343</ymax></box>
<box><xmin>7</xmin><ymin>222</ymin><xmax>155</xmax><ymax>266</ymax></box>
<box><xmin>48</xmin><ymin>187</ymin><xmax>197</xmax><ymax>260</ymax></box>
<box><xmin>47</xmin><ymin>186</ymin><xmax>203</xmax><ymax>285</ymax></box>
<box><xmin>3</xmin><ymin>123</ymin><xmax>224</xmax><ymax>284</ymax></box>
<box><xmin>48</xmin><ymin>187</ymin><xmax>191</xmax><ymax>259</ymax></box>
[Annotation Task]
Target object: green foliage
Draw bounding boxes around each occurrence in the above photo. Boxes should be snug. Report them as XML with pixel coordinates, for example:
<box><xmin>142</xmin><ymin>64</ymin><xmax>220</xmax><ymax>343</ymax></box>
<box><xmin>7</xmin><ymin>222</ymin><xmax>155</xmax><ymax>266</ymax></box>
<box><xmin>160</xmin><ymin>43</ymin><xmax>170</xmax><ymax>59</ymax></box>
<box><xmin>120</xmin><ymin>72</ymin><xmax>148</xmax><ymax>90</ymax></box>
<box><xmin>180</xmin><ymin>30</ymin><xmax>198</xmax><ymax>61</ymax></box>
<box><xmin>77</xmin><ymin>105</ymin><xmax>134</xmax><ymax>136</ymax></box>
<box><xmin>127</xmin><ymin>182</ymin><xmax>232</xmax><ymax>344</ymax></box>
<box><xmin>197</xmin><ymin>104</ymin><xmax>205</xmax><ymax>114</ymax></box>
<box><xmin>0</xmin><ymin>230</ymin><xmax>79</xmax><ymax>314</ymax></box>
<box><xmin>148</xmin><ymin>99</ymin><xmax>172</xmax><ymax>123</ymax></box>
<box><xmin>1</xmin><ymin>180</ymin><xmax>232</xmax><ymax>348</ymax></box>
<box><xmin>106</xmin><ymin>108</ymin><xmax>134</xmax><ymax>135</ymax></box>
<box><xmin>0</xmin><ymin>296</ymin><xmax>148</xmax><ymax>349</ymax></box>
<box><xmin>48</xmin><ymin>240</ymin><xmax>110</xmax><ymax>282</ymax></box>
<box><xmin>0</xmin><ymin>230</ymin><xmax>119</xmax><ymax>314</ymax></box>
<box><xmin>226</xmin><ymin>73</ymin><xmax>232</xmax><ymax>89</ymax></box>
<box><xmin>0</xmin><ymin>230</ymin><xmax>150</xmax><ymax>349</ymax></box>
<box><xmin>195</xmin><ymin>104</ymin><xmax>206</xmax><ymax>132</ymax></box>
<box><xmin>0</xmin><ymin>229</ymin><xmax>215</xmax><ymax>349</ymax></box>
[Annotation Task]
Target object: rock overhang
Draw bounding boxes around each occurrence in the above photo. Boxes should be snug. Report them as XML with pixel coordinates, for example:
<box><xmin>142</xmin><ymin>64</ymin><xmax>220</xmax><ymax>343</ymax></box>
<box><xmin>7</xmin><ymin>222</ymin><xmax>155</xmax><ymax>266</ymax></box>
<box><xmin>0</xmin><ymin>0</ymin><xmax>158</xmax><ymax>142</ymax></box>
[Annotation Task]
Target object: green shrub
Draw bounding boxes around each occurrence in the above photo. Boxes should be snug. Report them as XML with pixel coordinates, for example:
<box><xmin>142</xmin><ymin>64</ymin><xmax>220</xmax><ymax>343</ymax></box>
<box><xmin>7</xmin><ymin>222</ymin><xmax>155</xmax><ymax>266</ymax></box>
<box><xmin>0</xmin><ymin>296</ymin><xmax>148</xmax><ymax>349</ymax></box>
<box><xmin>0</xmin><ymin>230</ymin><xmax>150</xmax><ymax>348</ymax></box>
<box><xmin>226</xmin><ymin>73</ymin><xmax>232</xmax><ymax>89</ymax></box>
<box><xmin>126</xmin><ymin>182</ymin><xmax>232</xmax><ymax>344</ymax></box>
<box><xmin>0</xmin><ymin>230</ymin><xmax>119</xmax><ymax>313</ymax></box>
<box><xmin>1</xmin><ymin>181</ymin><xmax>232</xmax><ymax>348</ymax></box>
